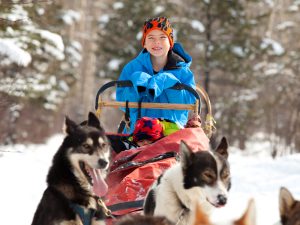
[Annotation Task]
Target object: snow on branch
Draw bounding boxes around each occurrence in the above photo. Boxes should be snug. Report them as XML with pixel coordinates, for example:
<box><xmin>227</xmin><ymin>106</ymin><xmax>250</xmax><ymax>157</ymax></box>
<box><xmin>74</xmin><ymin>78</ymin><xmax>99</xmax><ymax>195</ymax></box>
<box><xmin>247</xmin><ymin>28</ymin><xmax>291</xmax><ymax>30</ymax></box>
<box><xmin>0</xmin><ymin>39</ymin><xmax>31</xmax><ymax>66</ymax></box>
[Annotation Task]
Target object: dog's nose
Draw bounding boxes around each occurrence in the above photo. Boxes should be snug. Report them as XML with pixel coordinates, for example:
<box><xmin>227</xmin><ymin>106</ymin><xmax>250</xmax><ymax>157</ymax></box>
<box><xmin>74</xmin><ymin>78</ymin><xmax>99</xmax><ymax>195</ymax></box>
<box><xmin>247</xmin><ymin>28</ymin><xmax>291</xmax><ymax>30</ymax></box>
<box><xmin>217</xmin><ymin>194</ymin><xmax>227</xmax><ymax>206</ymax></box>
<box><xmin>98</xmin><ymin>159</ymin><xmax>108</xmax><ymax>168</ymax></box>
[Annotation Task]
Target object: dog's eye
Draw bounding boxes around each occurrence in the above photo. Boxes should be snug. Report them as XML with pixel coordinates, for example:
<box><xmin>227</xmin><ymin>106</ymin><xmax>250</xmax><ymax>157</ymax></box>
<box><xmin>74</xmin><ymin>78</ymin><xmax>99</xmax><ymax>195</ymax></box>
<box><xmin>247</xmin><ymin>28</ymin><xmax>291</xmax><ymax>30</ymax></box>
<box><xmin>202</xmin><ymin>170</ymin><xmax>216</xmax><ymax>183</ymax></box>
<box><xmin>99</xmin><ymin>142</ymin><xmax>107</xmax><ymax>148</ymax></box>
<box><xmin>83</xmin><ymin>143</ymin><xmax>90</xmax><ymax>149</ymax></box>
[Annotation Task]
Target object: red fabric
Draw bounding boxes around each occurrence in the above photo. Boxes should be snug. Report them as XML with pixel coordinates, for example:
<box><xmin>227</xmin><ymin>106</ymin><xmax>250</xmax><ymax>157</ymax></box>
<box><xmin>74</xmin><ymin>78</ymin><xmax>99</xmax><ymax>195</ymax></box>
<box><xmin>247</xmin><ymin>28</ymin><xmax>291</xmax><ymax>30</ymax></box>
<box><xmin>104</xmin><ymin>128</ymin><xmax>209</xmax><ymax>217</ymax></box>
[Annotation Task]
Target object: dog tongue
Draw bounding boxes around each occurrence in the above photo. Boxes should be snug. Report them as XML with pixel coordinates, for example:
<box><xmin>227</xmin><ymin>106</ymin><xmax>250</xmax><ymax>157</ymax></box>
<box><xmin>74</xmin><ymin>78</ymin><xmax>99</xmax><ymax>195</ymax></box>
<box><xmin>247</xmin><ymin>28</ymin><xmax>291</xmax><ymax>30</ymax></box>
<box><xmin>90</xmin><ymin>168</ymin><xmax>108</xmax><ymax>197</ymax></box>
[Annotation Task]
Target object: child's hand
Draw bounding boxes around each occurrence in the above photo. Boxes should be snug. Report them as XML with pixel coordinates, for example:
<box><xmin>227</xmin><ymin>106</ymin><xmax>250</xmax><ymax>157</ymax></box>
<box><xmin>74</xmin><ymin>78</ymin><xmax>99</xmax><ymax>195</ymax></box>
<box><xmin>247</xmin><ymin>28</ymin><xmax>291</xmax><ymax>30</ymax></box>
<box><xmin>185</xmin><ymin>114</ymin><xmax>201</xmax><ymax>128</ymax></box>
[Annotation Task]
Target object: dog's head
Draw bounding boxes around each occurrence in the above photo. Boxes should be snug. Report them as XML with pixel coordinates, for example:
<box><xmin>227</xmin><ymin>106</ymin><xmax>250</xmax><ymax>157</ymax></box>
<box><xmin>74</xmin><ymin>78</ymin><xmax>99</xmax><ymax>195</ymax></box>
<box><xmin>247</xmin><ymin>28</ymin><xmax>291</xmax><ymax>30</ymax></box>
<box><xmin>279</xmin><ymin>187</ymin><xmax>300</xmax><ymax>225</ymax></box>
<box><xmin>180</xmin><ymin>137</ymin><xmax>231</xmax><ymax>208</ymax></box>
<box><xmin>63</xmin><ymin>112</ymin><xmax>111</xmax><ymax>197</ymax></box>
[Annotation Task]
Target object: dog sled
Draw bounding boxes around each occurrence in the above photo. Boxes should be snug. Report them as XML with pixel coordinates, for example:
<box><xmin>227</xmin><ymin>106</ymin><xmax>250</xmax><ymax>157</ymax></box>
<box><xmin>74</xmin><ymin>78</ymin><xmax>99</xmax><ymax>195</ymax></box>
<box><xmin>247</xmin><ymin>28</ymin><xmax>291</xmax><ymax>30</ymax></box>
<box><xmin>94</xmin><ymin>80</ymin><xmax>216</xmax><ymax>223</ymax></box>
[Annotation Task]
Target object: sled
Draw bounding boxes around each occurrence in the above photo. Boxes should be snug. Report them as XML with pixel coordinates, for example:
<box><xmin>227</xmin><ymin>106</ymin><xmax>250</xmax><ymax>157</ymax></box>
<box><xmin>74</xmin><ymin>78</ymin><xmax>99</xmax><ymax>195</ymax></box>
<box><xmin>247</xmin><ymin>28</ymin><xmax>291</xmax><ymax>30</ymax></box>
<box><xmin>94</xmin><ymin>80</ymin><xmax>216</xmax><ymax>223</ymax></box>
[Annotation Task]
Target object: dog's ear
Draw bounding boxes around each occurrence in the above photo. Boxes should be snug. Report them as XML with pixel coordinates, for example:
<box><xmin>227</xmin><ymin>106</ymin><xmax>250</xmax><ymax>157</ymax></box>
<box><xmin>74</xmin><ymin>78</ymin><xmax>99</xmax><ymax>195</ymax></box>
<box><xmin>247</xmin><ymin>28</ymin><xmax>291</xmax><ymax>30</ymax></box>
<box><xmin>235</xmin><ymin>198</ymin><xmax>256</xmax><ymax>225</ymax></box>
<box><xmin>279</xmin><ymin>187</ymin><xmax>295</xmax><ymax>221</ymax></box>
<box><xmin>63</xmin><ymin>116</ymin><xmax>78</xmax><ymax>135</ymax></box>
<box><xmin>215</xmin><ymin>137</ymin><xmax>228</xmax><ymax>159</ymax></box>
<box><xmin>87</xmin><ymin>112</ymin><xmax>102</xmax><ymax>130</ymax></box>
<box><xmin>180</xmin><ymin>140</ymin><xmax>193</xmax><ymax>169</ymax></box>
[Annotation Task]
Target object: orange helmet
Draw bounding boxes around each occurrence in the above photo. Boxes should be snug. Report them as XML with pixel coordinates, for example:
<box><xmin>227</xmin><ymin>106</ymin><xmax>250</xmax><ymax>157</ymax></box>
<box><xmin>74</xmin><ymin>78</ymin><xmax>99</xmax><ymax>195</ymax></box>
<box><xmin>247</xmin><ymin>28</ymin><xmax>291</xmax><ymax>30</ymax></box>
<box><xmin>142</xmin><ymin>17</ymin><xmax>174</xmax><ymax>48</ymax></box>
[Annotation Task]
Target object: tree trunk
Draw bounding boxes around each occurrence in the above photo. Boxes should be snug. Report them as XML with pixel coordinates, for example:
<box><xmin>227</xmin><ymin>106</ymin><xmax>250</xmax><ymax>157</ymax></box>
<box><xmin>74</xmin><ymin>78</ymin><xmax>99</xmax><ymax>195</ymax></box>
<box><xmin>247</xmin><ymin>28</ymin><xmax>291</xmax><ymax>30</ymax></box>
<box><xmin>62</xmin><ymin>0</ymin><xmax>99</xmax><ymax>121</ymax></box>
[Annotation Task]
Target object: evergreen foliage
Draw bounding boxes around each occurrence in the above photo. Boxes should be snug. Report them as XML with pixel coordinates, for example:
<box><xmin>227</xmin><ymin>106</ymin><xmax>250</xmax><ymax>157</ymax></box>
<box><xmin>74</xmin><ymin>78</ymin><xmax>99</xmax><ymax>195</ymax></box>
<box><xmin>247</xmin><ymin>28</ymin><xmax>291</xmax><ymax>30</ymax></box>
<box><xmin>0</xmin><ymin>0</ymin><xmax>299</xmax><ymax>154</ymax></box>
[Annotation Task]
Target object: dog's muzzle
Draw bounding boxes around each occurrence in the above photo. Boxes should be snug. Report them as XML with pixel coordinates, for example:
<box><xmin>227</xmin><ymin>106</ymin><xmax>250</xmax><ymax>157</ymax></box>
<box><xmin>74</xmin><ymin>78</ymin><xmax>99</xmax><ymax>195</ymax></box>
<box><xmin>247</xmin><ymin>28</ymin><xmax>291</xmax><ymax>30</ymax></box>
<box><xmin>98</xmin><ymin>159</ymin><xmax>108</xmax><ymax>169</ymax></box>
<box><xmin>217</xmin><ymin>194</ymin><xmax>227</xmax><ymax>206</ymax></box>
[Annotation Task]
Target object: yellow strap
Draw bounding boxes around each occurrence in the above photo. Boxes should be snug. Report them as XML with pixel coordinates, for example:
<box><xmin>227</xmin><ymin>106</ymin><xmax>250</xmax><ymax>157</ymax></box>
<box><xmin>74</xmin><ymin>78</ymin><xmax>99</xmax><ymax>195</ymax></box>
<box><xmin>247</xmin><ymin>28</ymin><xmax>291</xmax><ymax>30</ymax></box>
<box><xmin>95</xmin><ymin>108</ymin><xmax>101</xmax><ymax>118</ymax></box>
<box><xmin>203</xmin><ymin>114</ymin><xmax>216</xmax><ymax>138</ymax></box>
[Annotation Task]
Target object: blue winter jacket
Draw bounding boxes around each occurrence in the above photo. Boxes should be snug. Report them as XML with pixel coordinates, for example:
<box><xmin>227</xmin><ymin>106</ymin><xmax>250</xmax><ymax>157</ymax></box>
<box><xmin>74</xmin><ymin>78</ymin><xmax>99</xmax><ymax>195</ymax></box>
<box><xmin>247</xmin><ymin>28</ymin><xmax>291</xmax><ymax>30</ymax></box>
<box><xmin>116</xmin><ymin>43</ymin><xmax>196</xmax><ymax>133</ymax></box>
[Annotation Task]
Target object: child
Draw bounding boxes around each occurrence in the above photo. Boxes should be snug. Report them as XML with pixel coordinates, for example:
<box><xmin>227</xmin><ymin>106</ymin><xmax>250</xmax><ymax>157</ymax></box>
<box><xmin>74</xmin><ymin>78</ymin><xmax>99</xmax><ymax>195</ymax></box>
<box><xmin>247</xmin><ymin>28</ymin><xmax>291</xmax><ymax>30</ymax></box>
<box><xmin>116</xmin><ymin>17</ymin><xmax>197</xmax><ymax>133</ymax></box>
<box><xmin>132</xmin><ymin>115</ymin><xmax>201</xmax><ymax>147</ymax></box>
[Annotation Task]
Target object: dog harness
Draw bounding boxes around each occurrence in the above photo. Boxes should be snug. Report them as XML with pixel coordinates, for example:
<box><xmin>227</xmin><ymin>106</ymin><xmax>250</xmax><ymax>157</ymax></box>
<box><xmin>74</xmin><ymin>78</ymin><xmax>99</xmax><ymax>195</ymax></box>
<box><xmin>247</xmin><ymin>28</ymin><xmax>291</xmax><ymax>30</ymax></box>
<box><xmin>69</xmin><ymin>203</ymin><xmax>99</xmax><ymax>225</ymax></box>
<box><xmin>69</xmin><ymin>198</ymin><xmax>114</xmax><ymax>225</ymax></box>
<box><xmin>175</xmin><ymin>200</ymin><xmax>190</xmax><ymax>225</ymax></box>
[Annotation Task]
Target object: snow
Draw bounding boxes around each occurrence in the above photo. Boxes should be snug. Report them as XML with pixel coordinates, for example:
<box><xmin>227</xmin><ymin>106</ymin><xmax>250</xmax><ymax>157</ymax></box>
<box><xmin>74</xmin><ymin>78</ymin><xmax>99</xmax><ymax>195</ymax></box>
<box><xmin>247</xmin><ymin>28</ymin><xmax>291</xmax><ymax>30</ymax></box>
<box><xmin>264</xmin><ymin>0</ymin><xmax>274</xmax><ymax>7</ymax></box>
<box><xmin>0</xmin><ymin>134</ymin><xmax>299</xmax><ymax>225</ymax></box>
<box><xmin>44</xmin><ymin>32</ymin><xmax>62</xmax><ymax>50</ymax></box>
<box><xmin>60</xmin><ymin>9</ymin><xmax>81</xmax><ymax>25</ymax></box>
<box><xmin>276</xmin><ymin>21</ymin><xmax>295</xmax><ymax>31</ymax></box>
<box><xmin>260</xmin><ymin>38</ymin><xmax>285</xmax><ymax>56</ymax></box>
<box><xmin>5</xmin><ymin>5</ymin><xmax>28</xmax><ymax>21</ymax></box>
<box><xmin>231</xmin><ymin>46</ymin><xmax>246</xmax><ymax>58</ymax></box>
<box><xmin>0</xmin><ymin>39</ymin><xmax>32</xmax><ymax>66</ymax></box>
<box><xmin>288</xmin><ymin>1</ymin><xmax>300</xmax><ymax>12</ymax></box>
<box><xmin>108</xmin><ymin>58</ymin><xmax>123</xmax><ymax>71</ymax></box>
<box><xmin>191</xmin><ymin>20</ymin><xmax>205</xmax><ymax>33</ymax></box>
<box><xmin>113</xmin><ymin>2</ymin><xmax>124</xmax><ymax>10</ymax></box>
<box><xmin>99</xmin><ymin>14</ymin><xmax>110</xmax><ymax>24</ymax></box>
<box><xmin>154</xmin><ymin>6</ymin><xmax>165</xmax><ymax>15</ymax></box>
<box><xmin>288</xmin><ymin>5</ymin><xmax>299</xmax><ymax>12</ymax></box>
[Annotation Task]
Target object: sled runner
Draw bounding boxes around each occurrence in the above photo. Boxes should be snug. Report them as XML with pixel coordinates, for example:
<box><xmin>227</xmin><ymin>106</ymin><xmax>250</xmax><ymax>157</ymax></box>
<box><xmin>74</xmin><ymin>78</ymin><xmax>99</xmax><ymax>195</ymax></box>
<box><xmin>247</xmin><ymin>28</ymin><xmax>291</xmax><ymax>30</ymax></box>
<box><xmin>94</xmin><ymin>80</ymin><xmax>216</xmax><ymax>223</ymax></box>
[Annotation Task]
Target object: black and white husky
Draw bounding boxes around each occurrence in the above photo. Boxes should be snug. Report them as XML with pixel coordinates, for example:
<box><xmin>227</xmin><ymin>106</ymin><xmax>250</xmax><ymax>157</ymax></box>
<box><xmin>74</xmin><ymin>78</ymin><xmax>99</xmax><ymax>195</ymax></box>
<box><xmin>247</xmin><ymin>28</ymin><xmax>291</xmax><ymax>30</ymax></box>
<box><xmin>144</xmin><ymin>137</ymin><xmax>231</xmax><ymax>225</ymax></box>
<box><xmin>31</xmin><ymin>112</ymin><xmax>111</xmax><ymax>225</ymax></box>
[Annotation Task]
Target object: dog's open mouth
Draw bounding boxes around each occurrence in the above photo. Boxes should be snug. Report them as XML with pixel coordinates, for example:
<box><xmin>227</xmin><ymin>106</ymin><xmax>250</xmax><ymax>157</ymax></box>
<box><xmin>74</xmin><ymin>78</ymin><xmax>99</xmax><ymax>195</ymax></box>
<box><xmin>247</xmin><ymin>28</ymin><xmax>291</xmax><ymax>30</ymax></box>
<box><xmin>80</xmin><ymin>162</ymin><xmax>108</xmax><ymax>197</ymax></box>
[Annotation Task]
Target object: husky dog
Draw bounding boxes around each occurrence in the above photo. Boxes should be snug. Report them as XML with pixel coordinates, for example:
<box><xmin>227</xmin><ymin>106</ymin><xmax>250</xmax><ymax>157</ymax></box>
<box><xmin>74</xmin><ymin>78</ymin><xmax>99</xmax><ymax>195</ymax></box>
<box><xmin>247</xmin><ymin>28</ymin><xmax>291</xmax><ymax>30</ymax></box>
<box><xmin>31</xmin><ymin>112</ymin><xmax>111</xmax><ymax>225</ymax></box>
<box><xmin>144</xmin><ymin>137</ymin><xmax>231</xmax><ymax>225</ymax></box>
<box><xmin>192</xmin><ymin>199</ymin><xmax>256</xmax><ymax>225</ymax></box>
<box><xmin>279</xmin><ymin>187</ymin><xmax>300</xmax><ymax>225</ymax></box>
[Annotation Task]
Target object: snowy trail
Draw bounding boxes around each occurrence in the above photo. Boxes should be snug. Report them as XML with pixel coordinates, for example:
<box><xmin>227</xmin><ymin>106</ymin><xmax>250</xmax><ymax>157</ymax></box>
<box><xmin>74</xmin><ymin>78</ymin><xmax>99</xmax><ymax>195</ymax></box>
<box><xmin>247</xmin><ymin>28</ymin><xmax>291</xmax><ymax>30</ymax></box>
<box><xmin>0</xmin><ymin>134</ymin><xmax>300</xmax><ymax>225</ymax></box>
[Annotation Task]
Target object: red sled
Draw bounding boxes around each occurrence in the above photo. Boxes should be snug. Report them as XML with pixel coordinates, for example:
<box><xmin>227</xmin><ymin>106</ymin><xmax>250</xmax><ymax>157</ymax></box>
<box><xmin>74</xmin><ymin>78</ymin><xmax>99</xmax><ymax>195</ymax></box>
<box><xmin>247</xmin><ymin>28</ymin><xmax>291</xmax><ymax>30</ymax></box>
<box><xmin>94</xmin><ymin>80</ymin><xmax>215</xmax><ymax>223</ymax></box>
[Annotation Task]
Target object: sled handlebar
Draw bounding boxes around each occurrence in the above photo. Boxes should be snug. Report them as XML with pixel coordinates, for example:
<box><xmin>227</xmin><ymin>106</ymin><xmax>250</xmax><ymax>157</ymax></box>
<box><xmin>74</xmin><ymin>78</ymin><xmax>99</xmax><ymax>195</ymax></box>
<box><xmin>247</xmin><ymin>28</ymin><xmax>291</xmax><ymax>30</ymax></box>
<box><xmin>94</xmin><ymin>80</ymin><xmax>201</xmax><ymax>113</ymax></box>
<box><xmin>94</xmin><ymin>80</ymin><xmax>216</xmax><ymax>138</ymax></box>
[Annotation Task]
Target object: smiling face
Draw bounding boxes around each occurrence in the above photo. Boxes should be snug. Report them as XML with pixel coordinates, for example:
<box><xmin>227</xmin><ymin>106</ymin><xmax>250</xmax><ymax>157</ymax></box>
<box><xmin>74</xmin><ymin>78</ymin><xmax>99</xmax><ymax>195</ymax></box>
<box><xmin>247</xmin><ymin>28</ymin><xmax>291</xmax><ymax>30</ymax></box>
<box><xmin>144</xmin><ymin>29</ymin><xmax>171</xmax><ymax>58</ymax></box>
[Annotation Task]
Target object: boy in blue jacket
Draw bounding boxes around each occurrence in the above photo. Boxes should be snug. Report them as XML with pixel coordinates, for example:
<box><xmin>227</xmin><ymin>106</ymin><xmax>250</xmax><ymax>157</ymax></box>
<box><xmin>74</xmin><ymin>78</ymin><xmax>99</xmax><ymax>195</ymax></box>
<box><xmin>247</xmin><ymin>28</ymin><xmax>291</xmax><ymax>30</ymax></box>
<box><xmin>116</xmin><ymin>17</ymin><xmax>197</xmax><ymax>133</ymax></box>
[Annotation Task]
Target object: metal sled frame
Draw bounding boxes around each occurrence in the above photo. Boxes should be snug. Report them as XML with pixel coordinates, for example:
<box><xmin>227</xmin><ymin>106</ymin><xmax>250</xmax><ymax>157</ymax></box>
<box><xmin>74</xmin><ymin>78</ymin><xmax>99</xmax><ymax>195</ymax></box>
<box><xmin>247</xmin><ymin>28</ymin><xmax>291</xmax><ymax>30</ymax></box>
<box><xmin>94</xmin><ymin>80</ymin><xmax>215</xmax><ymax>138</ymax></box>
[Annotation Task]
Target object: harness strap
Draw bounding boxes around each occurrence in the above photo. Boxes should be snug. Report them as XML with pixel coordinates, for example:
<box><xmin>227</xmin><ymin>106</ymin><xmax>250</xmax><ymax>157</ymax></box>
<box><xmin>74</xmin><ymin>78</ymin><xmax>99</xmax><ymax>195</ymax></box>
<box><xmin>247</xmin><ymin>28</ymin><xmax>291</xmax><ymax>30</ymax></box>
<box><xmin>175</xmin><ymin>198</ymin><xmax>190</xmax><ymax>225</ymax></box>
<box><xmin>117</xmin><ymin>101</ymin><xmax>131</xmax><ymax>133</ymax></box>
<box><xmin>107</xmin><ymin>199</ymin><xmax>144</xmax><ymax>213</ymax></box>
<box><xmin>124</xmin><ymin>100</ymin><xmax>131</xmax><ymax>131</ymax></box>
<box><xmin>175</xmin><ymin>208</ymin><xmax>187</xmax><ymax>225</ymax></box>
<box><xmin>70</xmin><ymin>203</ymin><xmax>96</xmax><ymax>225</ymax></box>
<box><xmin>137</xmin><ymin>100</ymin><xmax>142</xmax><ymax>119</ymax></box>
<box><xmin>125</xmin><ymin>100</ymin><xmax>130</xmax><ymax>123</ymax></box>
<box><xmin>117</xmin><ymin>116</ymin><xmax>126</xmax><ymax>134</ymax></box>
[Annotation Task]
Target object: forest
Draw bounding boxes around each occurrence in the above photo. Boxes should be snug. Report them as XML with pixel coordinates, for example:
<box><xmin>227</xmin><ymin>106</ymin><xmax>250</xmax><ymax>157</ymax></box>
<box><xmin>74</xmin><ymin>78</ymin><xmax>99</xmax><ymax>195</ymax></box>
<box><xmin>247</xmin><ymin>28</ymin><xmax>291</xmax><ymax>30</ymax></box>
<box><xmin>0</xmin><ymin>0</ymin><xmax>299</xmax><ymax>155</ymax></box>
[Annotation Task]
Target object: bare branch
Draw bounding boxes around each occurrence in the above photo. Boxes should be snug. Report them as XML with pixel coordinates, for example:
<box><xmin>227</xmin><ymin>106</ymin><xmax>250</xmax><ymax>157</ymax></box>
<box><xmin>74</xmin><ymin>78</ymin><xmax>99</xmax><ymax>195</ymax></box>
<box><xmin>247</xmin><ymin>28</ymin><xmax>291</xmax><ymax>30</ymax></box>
<box><xmin>0</xmin><ymin>18</ymin><xmax>27</xmax><ymax>26</ymax></box>
<box><xmin>0</xmin><ymin>0</ymin><xmax>53</xmax><ymax>6</ymax></box>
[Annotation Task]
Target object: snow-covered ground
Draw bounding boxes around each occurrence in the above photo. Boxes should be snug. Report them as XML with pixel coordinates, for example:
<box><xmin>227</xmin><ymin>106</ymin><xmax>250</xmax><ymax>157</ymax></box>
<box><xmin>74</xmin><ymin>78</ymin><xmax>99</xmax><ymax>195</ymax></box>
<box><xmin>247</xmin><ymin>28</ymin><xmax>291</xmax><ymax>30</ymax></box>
<box><xmin>0</xmin><ymin>134</ymin><xmax>299</xmax><ymax>225</ymax></box>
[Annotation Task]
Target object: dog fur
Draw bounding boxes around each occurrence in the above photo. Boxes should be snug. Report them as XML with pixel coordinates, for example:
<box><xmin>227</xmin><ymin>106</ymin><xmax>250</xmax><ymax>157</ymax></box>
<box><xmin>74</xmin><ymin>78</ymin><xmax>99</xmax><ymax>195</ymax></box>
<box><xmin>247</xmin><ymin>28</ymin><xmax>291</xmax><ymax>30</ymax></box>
<box><xmin>143</xmin><ymin>137</ymin><xmax>231</xmax><ymax>225</ymax></box>
<box><xmin>113</xmin><ymin>199</ymin><xmax>255</xmax><ymax>225</ymax></box>
<box><xmin>192</xmin><ymin>199</ymin><xmax>256</xmax><ymax>225</ymax></box>
<box><xmin>279</xmin><ymin>187</ymin><xmax>300</xmax><ymax>225</ymax></box>
<box><xmin>31</xmin><ymin>112</ymin><xmax>111</xmax><ymax>225</ymax></box>
<box><xmin>116</xmin><ymin>214</ymin><xmax>174</xmax><ymax>225</ymax></box>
